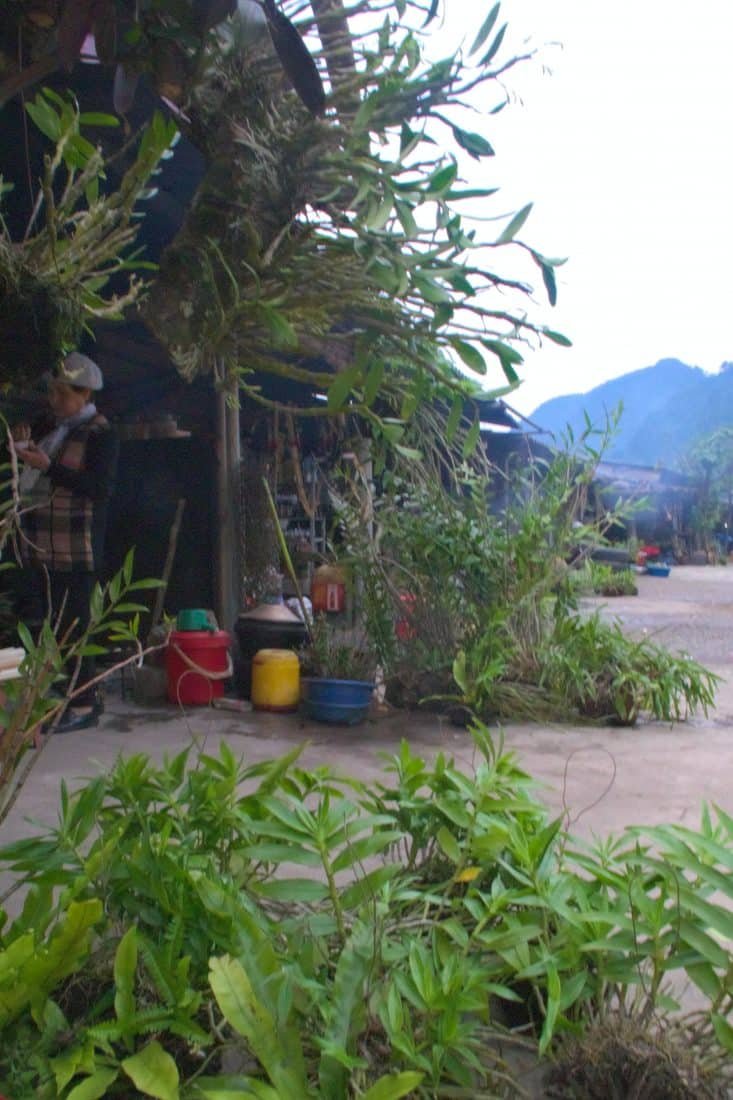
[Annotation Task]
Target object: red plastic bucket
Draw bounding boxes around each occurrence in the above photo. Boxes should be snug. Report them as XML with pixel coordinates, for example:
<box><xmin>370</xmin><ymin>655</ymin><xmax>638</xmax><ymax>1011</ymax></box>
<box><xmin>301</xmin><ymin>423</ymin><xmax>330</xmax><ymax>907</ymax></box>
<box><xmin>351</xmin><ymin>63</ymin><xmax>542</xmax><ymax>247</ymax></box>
<box><xmin>166</xmin><ymin>629</ymin><xmax>232</xmax><ymax>706</ymax></box>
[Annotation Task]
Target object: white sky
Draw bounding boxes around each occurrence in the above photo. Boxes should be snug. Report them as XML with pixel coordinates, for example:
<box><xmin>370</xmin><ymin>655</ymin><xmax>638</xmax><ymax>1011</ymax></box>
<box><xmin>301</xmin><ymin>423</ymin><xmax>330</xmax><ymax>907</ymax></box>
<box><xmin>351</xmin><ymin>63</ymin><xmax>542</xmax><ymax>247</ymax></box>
<box><xmin>439</xmin><ymin>0</ymin><xmax>733</xmax><ymax>414</ymax></box>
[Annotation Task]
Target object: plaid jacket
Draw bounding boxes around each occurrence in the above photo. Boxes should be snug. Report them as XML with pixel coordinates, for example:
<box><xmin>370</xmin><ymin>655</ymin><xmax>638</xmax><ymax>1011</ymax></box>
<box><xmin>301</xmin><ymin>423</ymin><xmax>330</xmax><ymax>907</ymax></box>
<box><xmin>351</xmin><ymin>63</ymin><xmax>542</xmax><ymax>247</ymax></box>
<box><xmin>23</xmin><ymin>415</ymin><xmax>117</xmax><ymax>573</ymax></box>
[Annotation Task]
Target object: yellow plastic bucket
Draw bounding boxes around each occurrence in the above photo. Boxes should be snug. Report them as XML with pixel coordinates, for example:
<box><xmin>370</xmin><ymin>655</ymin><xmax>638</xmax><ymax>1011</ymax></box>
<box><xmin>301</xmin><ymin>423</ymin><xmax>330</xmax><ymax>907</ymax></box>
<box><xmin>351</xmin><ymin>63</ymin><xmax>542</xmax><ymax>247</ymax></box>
<box><xmin>251</xmin><ymin>648</ymin><xmax>300</xmax><ymax>712</ymax></box>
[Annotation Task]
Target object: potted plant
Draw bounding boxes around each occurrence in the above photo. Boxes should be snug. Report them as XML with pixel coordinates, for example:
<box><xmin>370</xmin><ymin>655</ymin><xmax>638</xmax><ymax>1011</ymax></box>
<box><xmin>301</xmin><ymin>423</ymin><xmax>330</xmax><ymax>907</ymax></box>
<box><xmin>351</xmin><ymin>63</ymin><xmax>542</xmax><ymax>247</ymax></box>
<box><xmin>299</xmin><ymin>615</ymin><xmax>376</xmax><ymax>725</ymax></box>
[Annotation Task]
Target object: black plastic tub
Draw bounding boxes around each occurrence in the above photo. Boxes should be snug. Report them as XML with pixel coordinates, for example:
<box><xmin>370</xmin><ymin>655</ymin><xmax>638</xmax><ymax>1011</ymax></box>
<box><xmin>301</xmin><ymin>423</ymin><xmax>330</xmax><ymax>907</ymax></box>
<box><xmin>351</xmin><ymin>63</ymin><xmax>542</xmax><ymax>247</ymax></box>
<box><xmin>234</xmin><ymin>613</ymin><xmax>307</xmax><ymax>699</ymax></box>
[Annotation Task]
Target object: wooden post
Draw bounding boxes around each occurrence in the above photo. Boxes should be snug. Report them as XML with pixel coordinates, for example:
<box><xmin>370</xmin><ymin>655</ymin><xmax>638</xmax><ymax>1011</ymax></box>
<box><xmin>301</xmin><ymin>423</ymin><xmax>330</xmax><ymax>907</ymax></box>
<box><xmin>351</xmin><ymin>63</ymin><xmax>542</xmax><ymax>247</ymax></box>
<box><xmin>215</xmin><ymin>382</ymin><xmax>242</xmax><ymax>631</ymax></box>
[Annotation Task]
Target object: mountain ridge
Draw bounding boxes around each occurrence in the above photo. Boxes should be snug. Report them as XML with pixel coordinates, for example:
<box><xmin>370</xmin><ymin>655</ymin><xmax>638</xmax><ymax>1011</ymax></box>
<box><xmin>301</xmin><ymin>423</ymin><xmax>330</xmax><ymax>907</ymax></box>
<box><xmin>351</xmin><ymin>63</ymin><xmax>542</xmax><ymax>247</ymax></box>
<box><xmin>529</xmin><ymin>358</ymin><xmax>733</xmax><ymax>466</ymax></box>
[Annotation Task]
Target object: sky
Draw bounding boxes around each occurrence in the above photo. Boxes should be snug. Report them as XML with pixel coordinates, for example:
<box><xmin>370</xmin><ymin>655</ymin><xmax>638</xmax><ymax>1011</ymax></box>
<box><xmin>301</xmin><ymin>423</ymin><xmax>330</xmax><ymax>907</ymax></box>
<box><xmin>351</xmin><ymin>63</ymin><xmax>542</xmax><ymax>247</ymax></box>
<box><xmin>438</xmin><ymin>1</ymin><xmax>733</xmax><ymax>414</ymax></box>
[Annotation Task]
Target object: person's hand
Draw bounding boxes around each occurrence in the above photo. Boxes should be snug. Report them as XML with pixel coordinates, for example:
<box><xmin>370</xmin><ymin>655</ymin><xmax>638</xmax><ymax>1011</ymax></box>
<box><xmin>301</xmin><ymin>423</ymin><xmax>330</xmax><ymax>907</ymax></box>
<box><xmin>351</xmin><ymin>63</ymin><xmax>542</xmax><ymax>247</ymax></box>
<box><xmin>10</xmin><ymin>423</ymin><xmax>31</xmax><ymax>443</ymax></box>
<box><xmin>16</xmin><ymin>440</ymin><xmax>50</xmax><ymax>472</ymax></box>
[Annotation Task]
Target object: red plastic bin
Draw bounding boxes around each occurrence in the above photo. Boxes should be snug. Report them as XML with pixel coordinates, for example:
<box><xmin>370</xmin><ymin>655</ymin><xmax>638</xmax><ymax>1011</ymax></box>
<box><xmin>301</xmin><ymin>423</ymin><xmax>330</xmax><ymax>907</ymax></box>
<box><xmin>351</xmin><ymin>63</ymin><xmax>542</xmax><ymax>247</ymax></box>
<box><xmin>166</xmin><ymin>629</ymin><xmax>232</xmax><ymax>706</ymax></box>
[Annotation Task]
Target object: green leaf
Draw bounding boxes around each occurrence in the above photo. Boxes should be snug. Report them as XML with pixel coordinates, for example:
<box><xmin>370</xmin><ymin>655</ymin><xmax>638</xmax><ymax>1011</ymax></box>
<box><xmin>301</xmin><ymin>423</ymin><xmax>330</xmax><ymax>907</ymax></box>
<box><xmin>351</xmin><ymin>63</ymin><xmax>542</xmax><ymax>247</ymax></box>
<box><xmin>328</xmin><ymin>367</ymin><xmax>360</xmax><ymax>412</ymax></box>
<box><xmin>331</xmin><ymin>830</ymin><xmax>404</xmax><ymax>873</ymax></box>
<box><xmin>318</xmin><ymin>922</ymin><xmax>373</xmax><ymax>1096</ymax></box>
<box><xmin>114</xmin><ymin>927</ymin><xmax>137</xmax><ymax>1025</ymax></box>
<box><xmin>26</xmin><ymin>96</ymin><xmax>61</xmax><ymax>143</ymax></box>
<box><xmin>340</xmin><ymin>865</ymin><xmax>401</xmax><ymax>909</ymax></box>
<box><xmin>541</xmin><ymin>260</ymin><xmax>558</xmax><ymax>306</ymax></box>
<box><xmin>712</xmin><ymin>1013</ymin><xmax>733</xmax><ymax>1053</ymax></box>
<box><xmin>362</xmin><ymin>1072</ymin><xmax>424</xmax><ymax>1100</ymax></box>
<box><xmin>445</xmin><ymin>395</ymin><xmax>464</xmax><ymax>442</ymax></box>
<box><xmin>471</xmin><ymin>3</ymin><xmax>500</xmax><ymax>55</ymax></box>
<box><xmin>497</xmin><ymin>203</ymin><xmax>533</xmax><ymax>244</ymax></box>
<box><xmin>209</xmin><ymin>956</ymin><xmax>310</xmax><ymax>1097</ymax></box>
<box><xmin>542</xmin><ymin>328</ymin><xmax>572</xmax><ymax>347</ymax></box>
<box><xmin>66</xmin><ymin>1069</ymin><xmax>119</xmax><ymax>1100</ymax></box>
<box><xmin>450</xmin><ymin>125</ymin><xmax>494</xmax><ymax>159</ymax></box>
<box><xmin>678</xmin><ymin>921</ymin><xmax>729</xmax><ymax>969</ymax></box>
<box><xmin>481</xmin><ymin>339</ymin><xmax>523</xmax><ymax>384</ymax></box>
<box><xmin>450</xmin><ymin>339</ymin><xmax>486</xmax><ymax>374</ymax></box>
<box><xmin>79</xmin><ymin>111</ymin><xmax>120</xmax><ymax>127</ymax></box>
<box><xmin>394</xmin><ymin>444</ymin><xmax>422</xmax><ymax>461</ymax></box>
<box><xmin>395</xmin><ymin>199</ymin><xmax>418</xmax><ymax>237</ymax></box>
<box><xmin>539</xmin><ymin>959</ymin><xmax>561</xmax><ymax>1054</ymax></box>
<box><xmin>261</xmin><ymin>306</ymin><xmax>298</xmax><ymax>350</ymax></box>
<box><xmin>121</xmin><ymin>1041</ymin><xmax>180</xmax><ymax>1100</ymax></box>
<box><xmin>426</xmin><ymin>162</ymin><xmax>458</xmax><ymax>196</ymax></box>
<box><xmin>85</xmin><ymin>177</ymin><xmax>99</xmax><ymax>207</ymax></box>
<box><xmin>686</xmin><ymin>963</ymin><xmax>721</xmax><ymax>1000</ymax></box>
<box><xmin>413</xmin><ymin>275</ymin><xmax>451</xmax><ymax>304</ymax></box>
<box><xmin>363</xmin><ymin>362</ymin><xmax>384</xmax><ymax>407</ymax></box>
<box><xmin>366</xmin><ymin>193</ymin><xmax>394</xmax><ymax>231</ymax></box>
<box><xmin>462</xmin><ymin>418</ymin><xmax>481</xmax><ymax>460</ymax></box>
<box><xmin>481</xmin><ymin>23</ymin><xmax>507</xmax><ymax>66</ymax></box>
<box><xmin>436</xmin><ymin>826</ymin><xmax>462</xmax><ymax>864</ymax></box>
<box><xmin>251</xmin><ymin>878</ymin><xmax>329</xmax><ymax>903</ymax></box>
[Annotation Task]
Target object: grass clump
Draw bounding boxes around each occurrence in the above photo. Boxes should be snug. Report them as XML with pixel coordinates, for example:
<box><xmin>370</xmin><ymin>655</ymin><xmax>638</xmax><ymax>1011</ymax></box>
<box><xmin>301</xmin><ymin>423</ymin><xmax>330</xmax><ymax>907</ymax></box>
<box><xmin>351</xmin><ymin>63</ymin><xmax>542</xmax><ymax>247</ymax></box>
<box><xmin>571</xmin><ymin>560</ymin><xmax>639</xmax><ymax>597</ymax></box>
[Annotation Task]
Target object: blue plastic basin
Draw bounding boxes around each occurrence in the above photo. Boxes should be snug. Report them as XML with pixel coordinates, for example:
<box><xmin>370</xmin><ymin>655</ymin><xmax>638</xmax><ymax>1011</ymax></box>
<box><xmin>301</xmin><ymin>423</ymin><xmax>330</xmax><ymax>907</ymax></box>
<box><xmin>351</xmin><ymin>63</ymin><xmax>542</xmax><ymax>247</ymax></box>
<box><xmin>301</xmin><ymin>678</ymin><xmax>374</xmax><ymax>725</ymax></box>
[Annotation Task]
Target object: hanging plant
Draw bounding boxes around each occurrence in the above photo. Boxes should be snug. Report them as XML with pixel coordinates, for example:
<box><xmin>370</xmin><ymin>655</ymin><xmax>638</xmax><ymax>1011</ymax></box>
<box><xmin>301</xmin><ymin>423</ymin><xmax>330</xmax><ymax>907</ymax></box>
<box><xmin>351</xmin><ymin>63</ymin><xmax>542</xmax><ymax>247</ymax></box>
<box><xmin>145</xmin><ymin>0</ymin><xmax>568</xmax><ymax>454</ymax></box>
<box><xmin>0</xmin><ymin>88</ymin><xmax>178</xmax><ymax>388</ymax></box>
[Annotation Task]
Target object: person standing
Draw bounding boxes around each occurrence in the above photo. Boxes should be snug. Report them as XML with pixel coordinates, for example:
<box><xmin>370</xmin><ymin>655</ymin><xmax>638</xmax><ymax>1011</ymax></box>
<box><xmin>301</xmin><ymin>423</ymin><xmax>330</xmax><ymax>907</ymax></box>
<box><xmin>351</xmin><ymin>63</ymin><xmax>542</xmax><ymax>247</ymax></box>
<box><xmin>12</xmin><ymin>353</ymin><xmax>119</xmax><ymax>732</ymax></box>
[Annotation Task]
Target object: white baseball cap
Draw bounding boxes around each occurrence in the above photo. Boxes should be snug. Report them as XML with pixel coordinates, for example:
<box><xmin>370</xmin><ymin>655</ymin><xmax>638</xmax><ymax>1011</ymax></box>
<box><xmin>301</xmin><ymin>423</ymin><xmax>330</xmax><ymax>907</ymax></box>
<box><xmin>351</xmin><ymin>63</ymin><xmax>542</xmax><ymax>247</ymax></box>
<box><xmin>56</xmin><ymin>352</ymin><xmax>104</xmax><ymax>391</ymax></box>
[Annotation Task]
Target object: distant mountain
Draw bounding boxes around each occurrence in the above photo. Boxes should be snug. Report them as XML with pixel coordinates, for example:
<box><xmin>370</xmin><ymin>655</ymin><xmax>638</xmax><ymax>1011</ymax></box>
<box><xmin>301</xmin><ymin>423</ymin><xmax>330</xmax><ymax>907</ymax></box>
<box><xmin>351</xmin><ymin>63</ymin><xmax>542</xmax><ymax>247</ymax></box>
<box><xmin>530</xmin><ymin>358</ymin><xmax>733</xmax><ymax>466</ymax></box>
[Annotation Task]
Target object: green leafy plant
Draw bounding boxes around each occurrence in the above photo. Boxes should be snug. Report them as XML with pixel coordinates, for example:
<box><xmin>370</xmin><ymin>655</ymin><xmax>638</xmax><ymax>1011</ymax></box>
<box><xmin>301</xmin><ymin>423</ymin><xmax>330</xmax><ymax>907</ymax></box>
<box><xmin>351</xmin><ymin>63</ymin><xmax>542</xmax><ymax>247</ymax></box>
<box><xmin>570</xmin><ymin>560</ymin><xmax>639</xmax><ymax>597</ymax></box>
<box><xmin>539</xmin><ymin>612</ymin><xmax>718</xmax><ymax>724</ymax></box>
<box><xmin>1</xmin><ymin>89</ymin><xmax>178</xmax><ymax>387</ymax></box>
<box><xmin>1</xmin><ymin>731</ymin><xmax>732</xmax><ymax>1097</ymax></box>
<box><xmin>335</xmin><ymin>414</ymin><xmax>716</xmax><ymax>726</ymax></box>
<box><xmin>299</xmin><ymin>614</ymin><xmax>377</xmax><ymax>682</ymax></box>
<box><xmin>0</xmin><ymin>544</ymin><xmax>163</xmax><ymax>824</ymax></box>
<box><xmin>143</xmin><ymin>0</ymin><xmax>567</xmax><ymax>447</ymax></box>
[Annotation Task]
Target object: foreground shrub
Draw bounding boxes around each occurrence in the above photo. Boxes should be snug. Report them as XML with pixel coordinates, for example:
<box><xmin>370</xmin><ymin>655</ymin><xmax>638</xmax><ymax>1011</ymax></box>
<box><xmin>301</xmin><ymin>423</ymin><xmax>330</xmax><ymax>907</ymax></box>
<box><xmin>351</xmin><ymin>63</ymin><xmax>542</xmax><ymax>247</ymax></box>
<box><xmin>0</xmin><ymin>732</ymin><xmax>732</xmax><ymax>1097</ymax></box>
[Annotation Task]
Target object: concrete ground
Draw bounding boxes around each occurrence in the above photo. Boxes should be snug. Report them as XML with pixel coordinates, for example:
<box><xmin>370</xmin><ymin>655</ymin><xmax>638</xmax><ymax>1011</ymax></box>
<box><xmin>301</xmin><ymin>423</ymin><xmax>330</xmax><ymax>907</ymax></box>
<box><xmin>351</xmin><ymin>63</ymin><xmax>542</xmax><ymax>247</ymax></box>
<box><xmin>2</xmin><ymin>565</ymin><xmax>733</xmax><ymax>852</ymax></box>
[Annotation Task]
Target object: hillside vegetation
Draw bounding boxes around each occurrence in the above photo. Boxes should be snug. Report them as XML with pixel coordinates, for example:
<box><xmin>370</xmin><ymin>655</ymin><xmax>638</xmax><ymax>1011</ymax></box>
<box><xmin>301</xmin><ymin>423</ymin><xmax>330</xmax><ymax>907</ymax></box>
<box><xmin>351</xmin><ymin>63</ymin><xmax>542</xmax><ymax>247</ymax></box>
<box><xmin>531</xmin><ymin>358</ymin><xmax>733</xmax><ymax>465</ymax></box>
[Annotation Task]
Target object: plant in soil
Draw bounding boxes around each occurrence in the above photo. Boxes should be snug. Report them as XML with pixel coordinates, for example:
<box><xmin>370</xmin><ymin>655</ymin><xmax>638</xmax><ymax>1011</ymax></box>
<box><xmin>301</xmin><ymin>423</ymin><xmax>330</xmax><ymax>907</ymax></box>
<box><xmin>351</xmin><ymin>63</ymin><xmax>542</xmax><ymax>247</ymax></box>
<box><xmin>337</xmin><ymin>417</ymin><xmax>717</xmax><ymax>725</ymax></box>
<box><xmin>571</xmin><ymin>560</ymin><xmax>639</xmax><ymax>597</ymax></box>
<box><xmin>0</xmin><ymin>731</ymin><xmax>732</xmax><ymax>1097</ymax></box>
<box><xmin>298</xmin><ymin>613</ymin><xmax>377</xmax><ymax>682</ymax></box>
